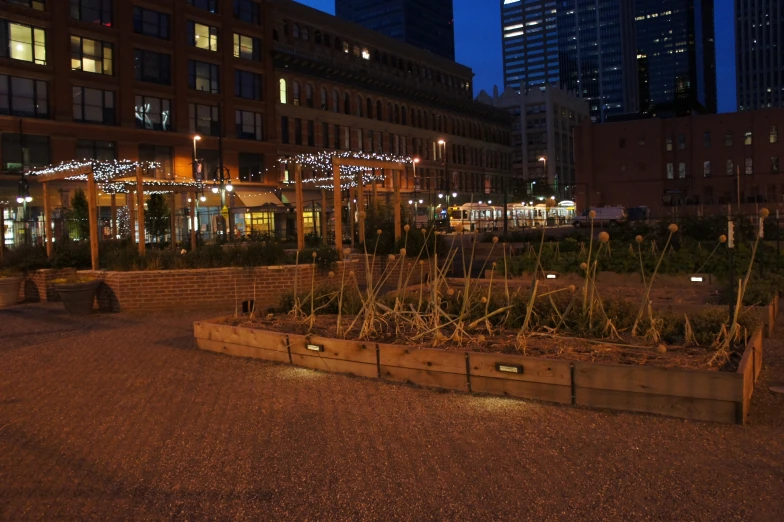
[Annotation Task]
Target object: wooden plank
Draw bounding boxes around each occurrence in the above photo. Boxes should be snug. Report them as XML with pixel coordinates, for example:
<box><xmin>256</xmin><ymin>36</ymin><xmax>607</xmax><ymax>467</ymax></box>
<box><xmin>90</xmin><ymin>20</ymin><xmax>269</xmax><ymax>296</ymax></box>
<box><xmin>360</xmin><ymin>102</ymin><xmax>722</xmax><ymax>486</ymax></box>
<box><xmin>753</xmin><ymin>330</ymin><xmax>763</xmax><ymax>380</ymax></box>
<box><xmin>575</xmin><ymin>387</ymin><xmax>738</xmax><ymax>424</ymax></box>
<box><xmin>378</xmin><ymin>344</ymin><xmax>466</xmax><ymax>374</ymax></box>
<box><xmin>471</xmin><ymin>376</ymin><xmax>571</xmax><ymax>404</ymax></box>
<box><xmin>379</xmin><ymin>365</ymin><xmax>468</xmax><ymax>392</ymax></box>
<box><xmin>289</xmin><ymin>335</ymin><xmax>376</xmax><ymax>364</ymax></box>
<box><xmin>737</xmin><ymin>338</ymin><xmax>755</xmax><ymax>422</ymax></box>
<box><xmin>193</xmin><ymin>321</ymin><xmax>288</xmax><ymax>352</ymax></box>
<box><xmin>291</xmin><ymin>353</ymin><xmax>377</xmax><ymax>378</ymax></box>
<box><xmin>87</xmin><ymin>172</ymin><xmax>99</xmax><ymax>270</ymax></box>
<box><xmin>469</xmin><ymin>352</ymin><xmax>571</xmax><ymax>386</ymax></box>
<box><xmin>196</xmin><ymin>338</ymin><xmax>290</xmax><ymax>363</ymax></box>
<box><xmin>574</xmin><ymin>361</ymin><xmax>742</xmax><ymax>402</ymax></box>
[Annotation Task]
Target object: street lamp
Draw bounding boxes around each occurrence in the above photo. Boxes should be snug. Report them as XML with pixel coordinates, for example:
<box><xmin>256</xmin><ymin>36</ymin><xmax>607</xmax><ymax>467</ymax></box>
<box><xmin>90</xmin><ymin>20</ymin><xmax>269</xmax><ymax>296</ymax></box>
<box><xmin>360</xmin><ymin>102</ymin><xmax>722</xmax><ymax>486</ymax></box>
<box><xmin>438</xmin><ymin>139</ymin><xmax>448</xmax><ymax>221</ymax></box>
<box><xmin>193</xmin><ymin>135</ymin><xmax>201</xmax><ymax>158</ymax></box>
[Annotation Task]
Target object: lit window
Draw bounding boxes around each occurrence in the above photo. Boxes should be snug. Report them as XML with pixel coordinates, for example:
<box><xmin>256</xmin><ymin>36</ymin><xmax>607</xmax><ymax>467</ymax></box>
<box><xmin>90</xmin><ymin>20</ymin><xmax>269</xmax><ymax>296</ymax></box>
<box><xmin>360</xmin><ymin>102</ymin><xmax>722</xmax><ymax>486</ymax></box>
<box><xmin>134</xmin><ymin>95</ymin><xmax>171</xmax><ymax>131</ymax></box>
<box><xmin>771</xmin><ymin>126</ymin><xmax>778</xmax><ymax>143</ymax></box>
<box><xmin>233</xmin><ymin>33</ymin><xmax>260</xmax><ymax>60</ymax></box>
<box><xmin>361</xmin><ymin>47</ymin><xmax>370</xmax><ymax>60</ymax></box>
<box><xmin>678</xmin><ymin>162</ymin><xmax>686</xmax><ymax>179</ymax></box>
<box><xmin>189</xmin><ymin>22</ymin><xmax>218</xmax><ymax>51</ymax></box>
<box><xmin>279</xmin><ymin>78</ymin><xmax>287</xmax><ymax>104</ymax></box>
<box><xmin>71</xmin><ymin>36</ymin><xmax>113</xmax><ymax>75</ymax></box>
<box><xmin>666</xmin><ymin>163</ymin><xmax>674</xmax><ymax>179</ymax></box>
<box><xmin>744</xmin><ymin>131</ymin><xmax>752</xmax><ymax>145</ymax></box>
<box><xmin>745</xmin><ymin>157</ymin><xmax>753</xmax><ymax>175</ymax></box>
<box><xmin>2</xmin><ymin>22</ymin><xmax>47</xmax><ymax>65</ymax></box>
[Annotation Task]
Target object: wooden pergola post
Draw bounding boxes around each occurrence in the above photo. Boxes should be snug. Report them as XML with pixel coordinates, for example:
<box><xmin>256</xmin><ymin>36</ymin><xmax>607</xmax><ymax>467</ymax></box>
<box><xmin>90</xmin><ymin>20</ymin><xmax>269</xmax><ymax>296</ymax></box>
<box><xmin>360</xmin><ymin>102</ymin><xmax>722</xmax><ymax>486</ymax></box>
<box><xmin>394</xmin><ymin>169</ymin><xmax>402</xmax><ymax>240</ymax></box>
<box><xmin>135</xmin><ymin>167</ymin><xmax>145</xmax><ymax>255</ymax></box>
<box><xmin>190</xmin><ymin>193</ymin><xmax>197</xmax><ymax>251</ymax></box>
<box><xmin>320</xmin><ymin>189</ymin><xmax>328</xmax><ymax>244</ymax></box>
<box><xmin>294</xmin><ymin>162</ymin><xmax>305</xmax><ymax>251</ymax></box>
<box><xmin>128</xmin><ymin>192</ymin><xmax>136</xmax><ymax>244</ymax></box>
<box><xmin>42</xmin><ymin>181</ymin><xmax>52</xmax><ymax>257</ymax></box>
<box><xmin>332</xmin><ymin>161</ymin><xmax>342</xmax><ymax>258</ymax></box>
<box><xmin>0</xmin><ymin>204</ymin><xmax>5</xmax><ymax>263</ymax></box>
<box><xmin>110</xmin><ymin>193</ymin><xmax>117</xmax><ymax>239</ymax></box>
<box><xmin>170</xmin><ymin>192</ymin><xmax>177</xmax><ymax>250</ymax></box>
<box><xmin>87</xmin><ymin>171</ymin><xmax>99</xmax><ymax>270</ymax></box>
<box><xmin>356</xmin><ymin>172</ymin><xmax>365</xmax><ymax>244</ymax></box>
<box><xmin>348</xmin><ymin>186</ymin><xmax>355</xmax><ymax>247</ymax></box>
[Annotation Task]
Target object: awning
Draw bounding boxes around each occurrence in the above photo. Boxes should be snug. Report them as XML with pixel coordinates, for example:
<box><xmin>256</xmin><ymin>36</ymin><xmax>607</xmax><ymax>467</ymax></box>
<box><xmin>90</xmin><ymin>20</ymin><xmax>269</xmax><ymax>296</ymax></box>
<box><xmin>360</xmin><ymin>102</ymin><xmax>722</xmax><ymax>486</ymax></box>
<box><xmin>231</xmin><ymin>189</ymin><xmax>283</xmax><ymax>209</ymax></box>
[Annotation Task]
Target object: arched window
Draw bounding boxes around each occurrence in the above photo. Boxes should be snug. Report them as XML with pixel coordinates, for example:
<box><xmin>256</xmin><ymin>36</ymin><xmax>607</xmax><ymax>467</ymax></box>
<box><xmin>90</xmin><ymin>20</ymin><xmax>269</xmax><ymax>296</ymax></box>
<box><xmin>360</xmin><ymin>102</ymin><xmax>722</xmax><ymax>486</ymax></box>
<box><xmin>301</xmin><ymin>26</ymin><xmax>309</xmax><ymax>41</ymax></box>
<box><xmin>394</xmin><ymin>104</ymin><xmax>400</xmax><ymax>124</ymax></box>
<box><xmin>279</xmin><ymin>78</ymin><xmax>287</xmax><ymax>104</ymax></box>
<box><xmin>410</xmin><ymin>108</ymin><xmax>415</xmax><ymax>126</ymax></box>
<box><xmin>387</xmin><ymin>103</ymin><xmax>392</xmax><ymax>123</ymax></box>
<box><xmin>343</xmin><ymin>92</ymin><xmax>350</xmax><ymax>114</ymax></box>
<box><xmin>417</xmin><ymin>110</ymin><xmax>422</xmax><ymax>128</ymax></box>
<box><xmin>401</xmin><ymin>106</ymin><xmax>407</xmax><ymax>126</ymax></box>
<box><xmin>353</xmin><ymin>45</ymin><xmax>360</xmax><ymax>57</ymax></box>
<box><xmin>323</xmin><ymin>33</ymin><xmax>331</xmax><ymax>47</ymax></box>
<box><xmin>292</xmin><ymin>82</ymin><xmax>300</xmax><ymax>106</ymax></box>
<box><xmin>366</xmin><ymin>98</ymin><xmax>373</xmax><ymax>119</ymax></box>
<box><xmin>314</xmin><ymin>31</ymin><xmax>322</xmax><ymax>44</ymax></box>
<box><xmin>334</xmin><ymin>37</ymin><xmax>341</xmax><ymax>50</ymax></box>
<box><xmin>292</xmin><ymin>24</ymin><xmax>300</xmax><ymax>38</ymax></box>
<box><xmin>320</xmin><ymin>87</ymin><xmax>327</xmax><ymax>110</ymax></box>
<box><xmin>356</xmin><ymin>95</ymin><xmax>363</xmax><ymax>117</ymax></box>
<box><xmin>332</xmin><ymin>90</ymin><xmax>339</xmax><ymax>112</ymax></box>
<box><xmin>305</xmin><ymin>84</ymin><xmax>313</xmax><ymax>108</ymax></box>
<box><xmin>376</xmin><ymin>100</ymin><xmax>382</xmax><ymax>121</ymax></box>
<box><xmin>273</xmin><ymin>29</ymin><xmax>279</xmax><ymax>41</ymax></box>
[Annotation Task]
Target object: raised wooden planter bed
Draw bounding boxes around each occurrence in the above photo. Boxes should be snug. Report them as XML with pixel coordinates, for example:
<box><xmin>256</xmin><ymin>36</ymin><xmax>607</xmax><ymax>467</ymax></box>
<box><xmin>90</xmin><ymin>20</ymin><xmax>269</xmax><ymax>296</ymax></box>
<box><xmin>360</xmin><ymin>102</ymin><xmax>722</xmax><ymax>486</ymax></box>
<box><xmin>193</xmin><ymin>319</ymin><xmax>764</xmax><ymax>424</ymax></box>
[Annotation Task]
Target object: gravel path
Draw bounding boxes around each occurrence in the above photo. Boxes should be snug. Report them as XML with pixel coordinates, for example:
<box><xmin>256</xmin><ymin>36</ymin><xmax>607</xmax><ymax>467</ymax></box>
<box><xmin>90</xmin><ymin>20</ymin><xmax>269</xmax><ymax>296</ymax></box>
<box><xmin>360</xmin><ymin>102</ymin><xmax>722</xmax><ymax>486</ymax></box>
<box><xmin>1</xmin><ymin>304</ymin><xmax>783</xmax><ymax>521</ymax></box>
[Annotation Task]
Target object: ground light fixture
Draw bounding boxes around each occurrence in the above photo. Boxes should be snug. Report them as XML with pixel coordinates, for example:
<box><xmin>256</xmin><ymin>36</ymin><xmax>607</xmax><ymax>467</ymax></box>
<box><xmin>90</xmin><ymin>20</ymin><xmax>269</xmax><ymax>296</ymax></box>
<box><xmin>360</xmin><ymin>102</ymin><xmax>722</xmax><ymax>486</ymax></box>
<box><xmin>545</xmin><ymin>272</ymin><xmax>558</xmax><ymax>280</ymax></box>
<box><xmin>306</xmin><ymin>344</ymin><xmax>324</xmax><ymax>352</ymax></box>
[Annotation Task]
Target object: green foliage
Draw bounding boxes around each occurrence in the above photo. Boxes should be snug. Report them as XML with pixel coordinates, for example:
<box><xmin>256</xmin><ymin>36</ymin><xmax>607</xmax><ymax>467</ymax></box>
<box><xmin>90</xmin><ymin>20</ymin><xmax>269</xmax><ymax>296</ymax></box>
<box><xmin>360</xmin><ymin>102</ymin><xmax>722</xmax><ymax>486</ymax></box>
<box><xmin>144</xmin><ymin>194</ymin><xmax>170</xmax><ymax>243</ymax></box>
<box><xmin>67</xmin><ymin>189</ymin><xmax>90</xmax><ymax>239</ymax></box>
<box><xmin>0</xmin><ymin>244</ymin><xmax>48</xmax><ymax>273</ymax></box>
<box><xmin>300</xmin><ymin>247</ymin><xmax>340</xmax><ymax>271</ymax></box>
<box><xmin>50</xmin><ymin>238</ymin><xmax>90</xmax><ymax>269</ymax></box>
<box><xmin>271</xmin><ymin>281</ymin><xmax>363</xmax><ymax>315</ymax></box>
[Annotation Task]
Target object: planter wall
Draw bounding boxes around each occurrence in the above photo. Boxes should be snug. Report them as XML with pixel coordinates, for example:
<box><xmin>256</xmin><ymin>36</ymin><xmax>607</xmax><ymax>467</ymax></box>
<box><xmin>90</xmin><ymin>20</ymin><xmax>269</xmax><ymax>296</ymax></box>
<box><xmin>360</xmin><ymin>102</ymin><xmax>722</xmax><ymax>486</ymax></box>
<box><xmin>79</xmin><ymin>258</ymin><xmax>431</xmax><ymax>312</ymax></box>
<box><xmin>194</xmin><ymin>319</ymin><xmax>764</xmax><ymax>424</ymax></box>
<box><xmin>19</xmin><ymin>269</ymin><xmax>77</xmax><ymax>303</ymax></box>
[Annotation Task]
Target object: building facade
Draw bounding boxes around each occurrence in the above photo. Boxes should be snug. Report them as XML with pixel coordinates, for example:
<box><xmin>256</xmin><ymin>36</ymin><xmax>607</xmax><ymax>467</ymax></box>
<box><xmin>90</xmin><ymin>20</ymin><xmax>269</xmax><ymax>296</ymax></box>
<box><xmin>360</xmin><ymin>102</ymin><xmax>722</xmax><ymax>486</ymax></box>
<box><xmin>635</xmin><ymin>0</ymin><xmax>717</xmax><ymax>116</ymax></box>
<box><xmin>0</xmin><ymin>0</ymin><xmax>511</xmax><ymax>245</ymax></box>
<box><xmin>557</xmin><ymin>0</ymin><xmax>639</xmax><ymax>122</ymax></box>
<box><xmin>501</xmin><ymin>0</ymin><xmax>559</xmax><ymax>92</ymax></box>
<box><xmin>736</xmin><ymin>0</ymin><xmax>784</xmax><ymax>111</ymax></box>
<box><xmin>574</xmin><ymin>109</ymin><xmax>784</xmax><ymax>217</ymax></box>
<box><xmin>477</xmin><ymin>85</ymin><xmax>589</xmax><ymax>199</ymax></box>
<box><xmin>335</xmin><ymin>0</ymin><xmax>455</xmax><ymax>60</ymax></box>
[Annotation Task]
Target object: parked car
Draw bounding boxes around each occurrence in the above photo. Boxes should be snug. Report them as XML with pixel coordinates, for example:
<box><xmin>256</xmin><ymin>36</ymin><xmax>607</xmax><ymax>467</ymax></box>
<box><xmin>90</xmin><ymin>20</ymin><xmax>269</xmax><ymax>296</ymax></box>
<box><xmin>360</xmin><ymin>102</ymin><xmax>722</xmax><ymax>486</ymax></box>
<box><xmin>572</xmin><ymin>206</ymin><xmax>627</xmax><ymax>227</ymax></box>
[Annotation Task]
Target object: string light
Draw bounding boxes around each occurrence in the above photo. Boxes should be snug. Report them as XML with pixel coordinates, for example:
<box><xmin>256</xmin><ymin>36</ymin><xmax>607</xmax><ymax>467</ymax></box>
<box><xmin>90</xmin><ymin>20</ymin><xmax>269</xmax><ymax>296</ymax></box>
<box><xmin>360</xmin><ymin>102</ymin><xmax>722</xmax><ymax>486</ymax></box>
<box><xmin>279</xmin><ymin>151</ymin><xmax>413</xmax><ymax>190</ymax></box>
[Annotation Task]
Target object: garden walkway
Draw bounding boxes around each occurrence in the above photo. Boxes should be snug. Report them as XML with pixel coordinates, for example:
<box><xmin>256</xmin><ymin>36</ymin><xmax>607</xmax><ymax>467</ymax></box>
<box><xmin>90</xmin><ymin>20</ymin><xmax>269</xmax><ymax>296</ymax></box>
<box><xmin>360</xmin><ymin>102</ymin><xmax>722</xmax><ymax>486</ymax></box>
<box><xmin>1</xmin><ymin>304</ymin><xmax>783</xmax><ymax>521</ymax></box>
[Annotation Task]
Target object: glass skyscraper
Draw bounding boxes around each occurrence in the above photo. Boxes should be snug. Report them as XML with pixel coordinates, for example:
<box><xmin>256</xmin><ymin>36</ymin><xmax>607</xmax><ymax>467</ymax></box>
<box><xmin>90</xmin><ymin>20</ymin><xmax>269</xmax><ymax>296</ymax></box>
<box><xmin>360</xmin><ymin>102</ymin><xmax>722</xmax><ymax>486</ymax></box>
<box><xmin>557</xmin><ymin>0</ymin><xmax>639</xmax><ymax>122</ymax></box>
<box><xmin>635</xmin><ymin>0</ymin><xmax>717</xmax><ymax>115</ymax></box>
<box><xmin>336</xmin><ymin>0</ymin><xmax>455</xmax><ymax>60</ymax></box>
<box><xmin>501</xmin><ymin>0</ymin><xmax>560</xmax><ymax>92</ymax></box>
<box><xmin>736</xmin><ymin>0</ymin><xmax>783</xmax><ymax>110</ymax></box>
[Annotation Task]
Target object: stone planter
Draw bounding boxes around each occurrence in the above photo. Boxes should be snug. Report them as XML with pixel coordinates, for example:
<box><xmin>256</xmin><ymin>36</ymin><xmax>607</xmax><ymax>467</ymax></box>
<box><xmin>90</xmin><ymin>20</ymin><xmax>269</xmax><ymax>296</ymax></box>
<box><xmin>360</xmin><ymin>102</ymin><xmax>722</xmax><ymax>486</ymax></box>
<box><xmin>0</xmin><ymin>276</ymin><xmax>23</xmax><ymax>307</ymax></box>
<box><xmin>56</xmin><ymin>280</ymin><xmax>100</xmax><ymax>315</ymax></box>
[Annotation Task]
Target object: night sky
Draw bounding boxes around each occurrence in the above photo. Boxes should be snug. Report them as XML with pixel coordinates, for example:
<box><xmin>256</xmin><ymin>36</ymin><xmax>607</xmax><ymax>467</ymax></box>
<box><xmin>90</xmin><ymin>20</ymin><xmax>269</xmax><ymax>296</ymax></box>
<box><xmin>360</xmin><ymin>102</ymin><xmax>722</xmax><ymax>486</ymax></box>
<box><xmin>298</xmin><ymin>0</ymin><xmax>737</xmax><ymax>113</ymax></box>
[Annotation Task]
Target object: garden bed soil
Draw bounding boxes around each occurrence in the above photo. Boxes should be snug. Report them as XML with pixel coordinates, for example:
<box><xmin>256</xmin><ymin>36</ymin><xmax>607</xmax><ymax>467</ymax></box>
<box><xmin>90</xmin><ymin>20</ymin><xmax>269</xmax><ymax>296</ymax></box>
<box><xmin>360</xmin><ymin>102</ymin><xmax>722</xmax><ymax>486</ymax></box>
<box><xmin>219</xmin><ymin>314</ymin><xmax>747</xmax><ymax>372</ymax></box>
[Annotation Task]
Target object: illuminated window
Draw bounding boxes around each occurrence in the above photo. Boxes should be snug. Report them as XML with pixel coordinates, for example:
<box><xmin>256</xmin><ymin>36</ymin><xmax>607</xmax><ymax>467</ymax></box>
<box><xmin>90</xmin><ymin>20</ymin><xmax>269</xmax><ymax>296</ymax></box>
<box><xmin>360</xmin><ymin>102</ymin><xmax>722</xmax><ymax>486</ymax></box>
<box><xmin>361</xmin><ymin>47</ymin><xmax>370</xmax><ymax>60</ymax></box>
<box><xmin>771</xmin><ymin>126</ymin><xmax>778</xmax><ymax>143</ymax></box>
<box><xmin>188</xmin><ymin>22</ymin><xmax>218</xmax><ymax>51</ymax></box>
<box><xmin>134</xmin><ymin>95</ymin><xmax>171</xmax><ymax>131</ymax></box>
<box><xmin>745</xmin><ymin>157</ymin><xmax>753</xmax><ymax>175</ymax></box>
<box><xmin>234</xmin><ymin>33</ymin><xmax>260</xmax><ymax>60</ymax></box>
<box><xmin>279</xmin><ymin>78</ymin><xmax>287</xmax><ymax>104</ymax></box>
<box><xmin>2</xmin><ymin>22</ymin><xmax>46</xmax><ymax>65</ymax></box>
<box><xmin>744</xmin><ymin>131</ymin><xmax>752</xmax><ymax>145</ymax></box>
<box><xmin>71</xmin><ymin>36</ymin><xmax>112</xmax><ymax>75</ymax></box>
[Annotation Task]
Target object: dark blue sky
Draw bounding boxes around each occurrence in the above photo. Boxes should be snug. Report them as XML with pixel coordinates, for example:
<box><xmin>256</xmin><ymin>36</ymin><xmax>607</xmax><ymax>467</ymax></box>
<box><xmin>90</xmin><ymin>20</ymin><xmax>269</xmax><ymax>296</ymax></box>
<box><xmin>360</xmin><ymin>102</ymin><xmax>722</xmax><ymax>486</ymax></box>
<box><xmin>298</xmin><ymin>1</ymin><xmax>737</xmax><ymax>113</ymax></box>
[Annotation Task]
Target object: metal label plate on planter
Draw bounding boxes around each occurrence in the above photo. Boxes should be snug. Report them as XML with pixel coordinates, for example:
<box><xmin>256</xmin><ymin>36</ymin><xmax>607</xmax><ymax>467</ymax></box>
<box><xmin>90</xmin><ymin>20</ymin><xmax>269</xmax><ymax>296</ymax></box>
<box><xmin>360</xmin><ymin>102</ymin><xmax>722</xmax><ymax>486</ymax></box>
<box><xmin>306</xmin><ymin>344</ymin><xmax>324</xmax><ymax>352</ymax></box>
<box><xmin>495</xmin><ymin>363</ymin><xmax>524</xmax><ymax>374</ymax></box>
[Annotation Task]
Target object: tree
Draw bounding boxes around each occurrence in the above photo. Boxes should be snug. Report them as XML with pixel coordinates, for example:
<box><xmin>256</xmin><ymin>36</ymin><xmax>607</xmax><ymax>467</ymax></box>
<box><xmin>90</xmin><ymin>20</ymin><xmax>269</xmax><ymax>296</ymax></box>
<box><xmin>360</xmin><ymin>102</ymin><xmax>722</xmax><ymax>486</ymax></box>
<box><xmin>145</xmin><ymin>194</ymin><xmax>170</xmax><ymax>244</ymax></box>
<box><xmin>69</xmin><ymin>189</ymin><xmax>90</xmax><ymax>240</ymax></box>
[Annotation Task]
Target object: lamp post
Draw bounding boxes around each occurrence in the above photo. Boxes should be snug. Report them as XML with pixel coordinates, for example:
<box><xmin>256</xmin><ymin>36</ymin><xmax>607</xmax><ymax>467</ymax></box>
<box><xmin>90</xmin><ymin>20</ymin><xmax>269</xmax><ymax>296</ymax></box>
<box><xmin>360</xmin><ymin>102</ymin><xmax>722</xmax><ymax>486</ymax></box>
<box><xmin>17</xmin><ymin>176</ymin><xmax>32</xmax><ymax>244</ymax></box>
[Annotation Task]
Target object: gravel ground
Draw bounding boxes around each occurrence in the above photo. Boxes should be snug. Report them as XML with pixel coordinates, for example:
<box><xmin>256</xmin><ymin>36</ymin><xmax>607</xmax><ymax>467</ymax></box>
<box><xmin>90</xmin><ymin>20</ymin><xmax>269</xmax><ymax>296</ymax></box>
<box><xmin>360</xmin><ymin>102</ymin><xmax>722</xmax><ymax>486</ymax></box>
<box><xmin>0</xmin><ymin>304</ymin><xmax>783</xmax><ymax>521</ymax></box>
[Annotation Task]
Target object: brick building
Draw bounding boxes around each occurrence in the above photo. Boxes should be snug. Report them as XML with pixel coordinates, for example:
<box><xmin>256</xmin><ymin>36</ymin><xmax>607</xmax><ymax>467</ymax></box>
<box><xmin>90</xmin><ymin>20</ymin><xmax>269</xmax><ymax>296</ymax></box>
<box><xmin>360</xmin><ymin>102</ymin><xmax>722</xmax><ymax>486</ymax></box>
<box><xmin>0</xmin><ymin>0</ymin><xmax>512</xmax><ymax>245</ymax></box>
<box><xmin>574</xmin><ymin>108</ymin><xmax>784</xmax><ymax>217</ymax></box>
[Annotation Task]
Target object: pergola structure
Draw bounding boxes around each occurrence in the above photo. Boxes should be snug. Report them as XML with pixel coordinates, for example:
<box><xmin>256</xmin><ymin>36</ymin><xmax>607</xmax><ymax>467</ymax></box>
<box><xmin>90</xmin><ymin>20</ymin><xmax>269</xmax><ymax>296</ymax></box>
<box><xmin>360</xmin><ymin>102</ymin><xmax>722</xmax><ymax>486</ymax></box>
<box><xmin>27</xmin><ymin>160</ymin><xmax>204</xmax><ymax>270</ymax></box>
<box><xmin>282</xmin><ymin>152</ymin><xmax>412</xmax><ymax>256</ymax></box>
<box><xmin>0</xmin><ymin>197</ymin><xmax>9</xmax><ymax>263</ymax></box>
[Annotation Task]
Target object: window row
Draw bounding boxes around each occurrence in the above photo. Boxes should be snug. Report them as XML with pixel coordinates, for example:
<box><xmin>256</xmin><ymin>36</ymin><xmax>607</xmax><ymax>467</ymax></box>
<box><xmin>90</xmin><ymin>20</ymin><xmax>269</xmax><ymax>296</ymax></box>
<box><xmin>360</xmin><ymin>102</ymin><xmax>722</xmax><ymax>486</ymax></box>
<box><xmin>278</xmin><ymin>79</ymin><xmax>509</xmax><ymax>144</ymax></box>
<box><xmin>275</xmin><ymin>20</ymin><xmax>471</xmax><ymax>94</ymax></box>
<box><xmin>186</xmin><ymin>0</ymin><xmax>261</xmax><ymax>25</ymax></box>
<box><xmin>666</xmin><ymin>157</ymin><xmax>781</xmax><ymax>179</ymax></box>
<box><xmin>659</xmin><ymin>127</ymin><xmax>780</xmax><ymax>151</ymax></box>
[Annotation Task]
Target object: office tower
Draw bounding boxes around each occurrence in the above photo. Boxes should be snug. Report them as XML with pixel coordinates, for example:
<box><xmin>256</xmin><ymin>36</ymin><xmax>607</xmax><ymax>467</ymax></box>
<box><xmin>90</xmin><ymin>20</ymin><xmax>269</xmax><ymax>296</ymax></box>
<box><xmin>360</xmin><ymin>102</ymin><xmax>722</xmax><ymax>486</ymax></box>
<box><xmin>635</xmin><ymin>0</ymin><xmax>717</xmax><ymax>115</ymax></box>
<box><xmin>557</xmin><ymin>0</ymin><xmax>639</xmax><ymax>121</ymax></box>
<box><xmin>335</xmin><ymin>0</ymin><xmax>455</xmax><ymax>60</ymax></box>
<box><xmin>501</xmin><ymin>0</ymin><xmax>560</xmax><ymax>92</ymax></box>
<box><xmin>736</xmin><ymin>0</ymin><xmax>783</xmax><ymax>110</ymax></box>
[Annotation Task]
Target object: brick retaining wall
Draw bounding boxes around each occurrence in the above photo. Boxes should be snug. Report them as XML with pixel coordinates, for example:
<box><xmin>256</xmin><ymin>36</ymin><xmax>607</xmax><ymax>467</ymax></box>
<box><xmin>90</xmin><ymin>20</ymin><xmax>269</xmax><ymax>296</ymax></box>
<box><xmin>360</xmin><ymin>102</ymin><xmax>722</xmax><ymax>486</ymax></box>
<box><xmin>19</xmin><ymin>269</ymin><xmax>77</xmax><ymax>303</ymax></box>
<box><xmin>73</xmin><ymin>255</ymin><xmax>432</xmax><ymax>312</ymax></box>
